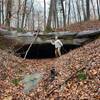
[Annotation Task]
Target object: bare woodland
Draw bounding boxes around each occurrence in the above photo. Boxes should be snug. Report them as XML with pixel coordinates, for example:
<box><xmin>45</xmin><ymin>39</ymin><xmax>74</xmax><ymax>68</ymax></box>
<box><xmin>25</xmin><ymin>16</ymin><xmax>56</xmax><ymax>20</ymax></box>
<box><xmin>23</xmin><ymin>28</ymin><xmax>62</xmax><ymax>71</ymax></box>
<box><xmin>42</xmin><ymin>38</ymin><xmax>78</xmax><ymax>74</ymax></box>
<box><xmin>0</xmin><ymin>0</ymin><xmax>100</xmax><ymax>31</ymax></box>
<box><xmin>0</xmin><ymin>0</ymin><xmax>100</xmax><ymax>99</ymax></box>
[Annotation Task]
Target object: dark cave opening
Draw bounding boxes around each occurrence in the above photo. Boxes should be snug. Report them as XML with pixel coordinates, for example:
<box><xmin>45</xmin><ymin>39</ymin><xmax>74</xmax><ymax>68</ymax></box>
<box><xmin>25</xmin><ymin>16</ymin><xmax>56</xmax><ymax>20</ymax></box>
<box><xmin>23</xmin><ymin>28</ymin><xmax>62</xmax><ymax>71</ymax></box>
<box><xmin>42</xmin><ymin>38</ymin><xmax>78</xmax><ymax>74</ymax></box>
<box><xmin>16</xmin><ymin>43</ymin><xmax>80</xmax><ymax>59</ymax></box>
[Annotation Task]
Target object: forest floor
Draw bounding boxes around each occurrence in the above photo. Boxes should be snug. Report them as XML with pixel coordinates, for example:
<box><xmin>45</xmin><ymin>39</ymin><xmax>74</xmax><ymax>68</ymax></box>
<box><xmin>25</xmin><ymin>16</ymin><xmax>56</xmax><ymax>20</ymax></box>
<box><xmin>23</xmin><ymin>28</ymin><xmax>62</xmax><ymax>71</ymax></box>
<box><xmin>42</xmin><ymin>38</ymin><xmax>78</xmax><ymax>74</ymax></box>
<box><xmin>57</xmin><ymin>20</ymin><xmax>100</xmax><ymax>32</ymax></box>
<box><xmin>0</xmin><ymin>38</ymin><xmax>100</xmax><ymax>100</ymax></box>
<box><xmin>0</xmin><ymin>20</ymin><xmax>100</xmax><ymax>100</ymax></box>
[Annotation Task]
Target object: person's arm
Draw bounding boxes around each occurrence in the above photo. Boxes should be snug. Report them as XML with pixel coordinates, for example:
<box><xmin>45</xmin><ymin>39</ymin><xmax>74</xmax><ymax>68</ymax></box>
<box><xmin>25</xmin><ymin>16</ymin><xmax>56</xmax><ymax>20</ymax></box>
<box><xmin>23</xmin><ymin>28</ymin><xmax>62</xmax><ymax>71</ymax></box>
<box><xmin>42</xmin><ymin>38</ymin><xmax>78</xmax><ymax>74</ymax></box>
<box><xmin>50</xmin><ymin>40</ymin><xmax>55</xmax><ymax>45</ymax></box>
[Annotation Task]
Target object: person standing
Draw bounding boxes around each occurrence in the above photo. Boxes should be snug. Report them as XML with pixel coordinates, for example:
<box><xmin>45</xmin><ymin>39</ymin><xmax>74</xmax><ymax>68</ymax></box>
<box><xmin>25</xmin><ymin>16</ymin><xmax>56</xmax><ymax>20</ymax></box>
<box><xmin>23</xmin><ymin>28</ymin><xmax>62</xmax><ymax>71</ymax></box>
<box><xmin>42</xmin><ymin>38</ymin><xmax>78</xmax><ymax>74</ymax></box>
<box><xmin>51</xmin><ymin>36</ymin><xmax>63</xmax><ymax>57</ymax></box>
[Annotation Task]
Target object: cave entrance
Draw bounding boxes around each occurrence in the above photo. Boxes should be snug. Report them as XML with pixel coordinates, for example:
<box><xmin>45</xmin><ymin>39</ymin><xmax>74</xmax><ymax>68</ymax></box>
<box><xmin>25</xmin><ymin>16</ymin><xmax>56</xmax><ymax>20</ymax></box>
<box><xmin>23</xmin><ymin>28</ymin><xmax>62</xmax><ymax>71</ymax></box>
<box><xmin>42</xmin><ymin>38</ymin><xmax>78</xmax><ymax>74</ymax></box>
<box><xmin>16</xmin><ymin>43</ymin><xmax>80</xmax><ymax>59</ymax></box>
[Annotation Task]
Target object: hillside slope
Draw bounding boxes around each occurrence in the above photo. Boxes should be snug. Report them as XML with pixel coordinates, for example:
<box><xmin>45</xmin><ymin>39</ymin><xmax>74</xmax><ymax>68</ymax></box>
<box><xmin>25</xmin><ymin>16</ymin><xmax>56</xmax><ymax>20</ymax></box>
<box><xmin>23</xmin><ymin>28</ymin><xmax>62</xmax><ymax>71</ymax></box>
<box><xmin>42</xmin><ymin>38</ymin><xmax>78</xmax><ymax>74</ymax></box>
<box><xmin>66</xmin><ymin>20</ymin><xmax>100</xmax><ymax>32</ymax></box>
<box><xmin>0</xmin><ymin>38</ymin><xmax>100</xmax><ymax>100</ymax></box>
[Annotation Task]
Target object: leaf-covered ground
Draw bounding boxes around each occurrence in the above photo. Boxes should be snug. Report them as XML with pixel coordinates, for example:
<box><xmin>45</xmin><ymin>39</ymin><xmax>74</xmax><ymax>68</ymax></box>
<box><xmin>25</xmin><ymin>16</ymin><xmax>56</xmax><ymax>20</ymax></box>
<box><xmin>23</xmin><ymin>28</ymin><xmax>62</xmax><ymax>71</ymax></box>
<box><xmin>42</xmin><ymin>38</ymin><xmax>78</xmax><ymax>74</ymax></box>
<box><xmin>57</xmin><ymin>20</ymin><xmax>100</xmax><ymax>32</ymax></box>
<box><xmin>0</xmin><ymin>39</ymin><xmax>100</xmax><ymax>100</ymax></box>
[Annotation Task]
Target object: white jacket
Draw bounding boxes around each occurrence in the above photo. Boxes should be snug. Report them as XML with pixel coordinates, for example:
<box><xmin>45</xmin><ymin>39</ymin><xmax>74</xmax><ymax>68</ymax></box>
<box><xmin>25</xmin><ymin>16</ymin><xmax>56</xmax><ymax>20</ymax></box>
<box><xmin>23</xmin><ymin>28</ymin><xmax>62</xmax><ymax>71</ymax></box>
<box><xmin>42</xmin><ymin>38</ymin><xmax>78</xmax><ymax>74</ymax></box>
<box><xmin>51</xmin><ymin>39</ymin><xmax>63</xmax><ymax>48</ymax></box>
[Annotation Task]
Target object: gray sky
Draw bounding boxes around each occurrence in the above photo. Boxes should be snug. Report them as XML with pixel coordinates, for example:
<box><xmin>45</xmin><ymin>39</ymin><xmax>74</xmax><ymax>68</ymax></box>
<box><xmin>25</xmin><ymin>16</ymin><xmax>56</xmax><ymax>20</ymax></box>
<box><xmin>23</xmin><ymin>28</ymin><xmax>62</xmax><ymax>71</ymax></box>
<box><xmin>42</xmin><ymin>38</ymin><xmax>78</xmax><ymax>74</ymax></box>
<box><xmin>32</xmin><ymin>0</ymin><xmax>50</xmax><ymax>18</ymax></box>
<box><xmin>34</xmin><ymin>0</ymin><xmax>50</xmax><ymax>9</ymax></box>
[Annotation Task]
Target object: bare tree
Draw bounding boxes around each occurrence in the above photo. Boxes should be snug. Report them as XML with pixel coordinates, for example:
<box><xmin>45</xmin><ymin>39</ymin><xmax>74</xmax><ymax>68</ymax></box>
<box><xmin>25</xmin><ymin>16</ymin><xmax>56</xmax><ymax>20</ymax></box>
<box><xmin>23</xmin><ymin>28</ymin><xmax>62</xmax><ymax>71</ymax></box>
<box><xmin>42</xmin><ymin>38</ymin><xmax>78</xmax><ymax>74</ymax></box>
<box><xmin>21</xmin><ymin>0</ymin><xmax>27</xmax><ymax>29</ymax></box>
<box><xmin>44</xmin><ymin>0</ymin><xmax>46</xmax><ymax>30</ymax></box>
<box><xmin>72</xmin><ymin>0</ymin><xmax>77</xmax><ymax>22</ymax></box>
<box><xmin>90</xmin><ymin>0</ymin><xmax>96</xmax><ymax>19</ymax></box>
<box><xmin>46</xmin><ymin>0</ymin><xmax>53</xmax><ymax>29</ymax></box>
<box><xmin>1</xmin><ymin>0</ymin><xmax>100</xmax><ymax>31</ymax></box>
<box><xmin>0</xmin><ymin>0</ymin><xmax>4</xmax><ymax>25</ymax></box>
<box><xmin>97</xmin><ymin>0</ymin><xmax>100</xmax><ymax>20</ymax></box>
<box><xmin>0</xmin><ymin>1</ymin><xmax>1</xmax><ymax>25</ymax></box>
<box><xmin>81</xmin><ymin>0</ymin><xmax>87</xmax><ymax>21</ymax></box>
<box><xmin>46</xmin><ymin>0</ymin><xmax>57</xmax><ymax>29</ymax></box>
<box><xmin>5</xmin><ymin>0</ymin><xmax>12</xmax><ymax>28</ymax></box>
<box><xmin>24</xmin><ymin>0</ymin><xmax>33</xmax><ymax>29</ymax></box>
<box><xmin>32</xmin><ymin>2</ymin><xmax>35</xmax><ymax>31</ymax></box>
<box><xmin>86</xmin><ymin>0</ymin><xmax>90</xmax><ymax>20</ymax></box>
<box><xmin>1</xmin><ymin>0</ymin><xmax>4</xmax><ymax>24</ymax></box>
<box><xmin>17</xmin><ymin>0</ymin><xmax>21</xmax><ymax>29</ymax></box>
<box><xmin>67</xmin><ymin>0</ymin><xmax>71</xmax><ymax>25</ymax></box>
<box><xmin>61</xmin><ymin>0</ymin><xmax>66</xmax><ymax>30</ymax></box>
<box><xmin>52</xmin><ymin>0</ymin><xmax>57</xmax><ymax>29</ymax></box>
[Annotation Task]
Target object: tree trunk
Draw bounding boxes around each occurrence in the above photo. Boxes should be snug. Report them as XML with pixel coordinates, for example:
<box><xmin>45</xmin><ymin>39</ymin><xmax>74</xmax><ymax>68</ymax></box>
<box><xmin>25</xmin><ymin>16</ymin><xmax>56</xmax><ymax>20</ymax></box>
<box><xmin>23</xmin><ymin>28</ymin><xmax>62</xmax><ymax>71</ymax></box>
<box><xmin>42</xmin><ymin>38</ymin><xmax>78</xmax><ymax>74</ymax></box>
<box><xmin>17</xmin><ymin>0</ymin><xmax>21</xmax><ymax>29</ymax></box>
<box><xmin>21</xmin><ymin>0</ymin><xmax>27</xmax><ymax>29</ymax></box>
<box><xmin>56</xmin><ymin>12</ymin><xmax>59</xmax><ymax>28</ymax></box>
<box><xmin>86</xmin><ymin>0</ymin><xmax>90</xmax><ymax>20</ymax></box>
<box><xmin>0</xmin><ymin>2</ymin><xmax>1</xmax><ymax>25</ymax></box>
<box><xmin>24</xmin><ymin>0</ymin><xmax>33</xmax><ymax>29</ymax></box>
<box><xmin>90</xmin><ymin>0</ymin><xmax>96</xmax><ymax>19</ymax></box>
<box><xmin>46</xmin><ymin>0</ymin><xmax>53</xmax><ymax>29</ymax></box>
<box><xmin>97</xmin><ymin>0</ymin><xmax>100</xmax><ymax>20</ymax></box>
<box><xmin>76</xmin><ymin>0</ymin><xmax>81</xmax><ymax>22</ymax></box>
<box><xmin>1</xmin><ymin>0</ymin><xmax>4</xmax><ymax>24</ymax></box>
<box><xmin>72</xmin><ymin>0</ymin><xmax>77</xmax><ymax>22</ymax></box>
<box><xmin>81</xmin><ymin>0</ymin><xmax>87</xmax><ymax>21</ymax></box>
<box><xmin>44</xmin><ymin>0</ymin><xmax>46</xmax><ymax>30</ymax></box>
<box><xmin>61</xmin><ymin>0</ymin><xmax>66</xmax><ymax>30</ymax></box>
<box><xmin>67</xmin><ymin>0</ymin><xmax>71</xmax><ymax>25</ymax></box>
<box><xmin>5</xmin><ymin>0</ymin><xmax>12</xmax><ymax>28</ymax></box>
<box><xmin>32</xmin><ymin>4</ymin><xmax>35</xmax><ymax>31</ymax></box>
<box><xmin>52</xmin><ymin>0</ymin><xmax>57</xmax><ymax>29</ymax></box>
